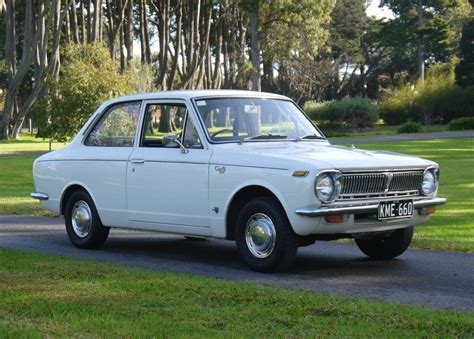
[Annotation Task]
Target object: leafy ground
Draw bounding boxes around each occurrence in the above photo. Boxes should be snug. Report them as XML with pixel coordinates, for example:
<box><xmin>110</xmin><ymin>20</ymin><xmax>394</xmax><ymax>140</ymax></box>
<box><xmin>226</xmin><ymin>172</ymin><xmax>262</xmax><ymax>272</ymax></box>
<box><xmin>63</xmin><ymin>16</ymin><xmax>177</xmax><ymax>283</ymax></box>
<box><xmin>0</xmin><ymin>138</ymin><xmax>472</xmax><ymax>251</ymax></box>
<box><xmin>0</xmin><ymin>248</ymin><xmax>472</xmax><ymax>337</ymax></box>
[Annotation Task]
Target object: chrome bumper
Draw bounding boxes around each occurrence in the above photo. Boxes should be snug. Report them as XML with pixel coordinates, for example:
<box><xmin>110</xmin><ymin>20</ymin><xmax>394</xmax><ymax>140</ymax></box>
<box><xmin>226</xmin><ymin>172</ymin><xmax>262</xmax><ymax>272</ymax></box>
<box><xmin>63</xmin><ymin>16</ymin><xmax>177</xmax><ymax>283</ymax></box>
<box><xmin>30</xmin><ymin>192</ymin><xmax>49</xmax><ymax>201</ymax></box>
<box><xmin>295</xmin><ymin>197</ymin><xmax>447</xmax><ymax>217</ymax></box>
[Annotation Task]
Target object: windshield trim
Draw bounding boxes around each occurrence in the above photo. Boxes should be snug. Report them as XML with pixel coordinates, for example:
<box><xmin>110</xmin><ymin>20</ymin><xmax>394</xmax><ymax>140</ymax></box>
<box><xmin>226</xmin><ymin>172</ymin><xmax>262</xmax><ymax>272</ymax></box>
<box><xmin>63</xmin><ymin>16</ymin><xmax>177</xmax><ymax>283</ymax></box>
<box><xmin>190</xmin><ymin>96</ymin><xmax>327</xmax><ymax>145</ymax></box>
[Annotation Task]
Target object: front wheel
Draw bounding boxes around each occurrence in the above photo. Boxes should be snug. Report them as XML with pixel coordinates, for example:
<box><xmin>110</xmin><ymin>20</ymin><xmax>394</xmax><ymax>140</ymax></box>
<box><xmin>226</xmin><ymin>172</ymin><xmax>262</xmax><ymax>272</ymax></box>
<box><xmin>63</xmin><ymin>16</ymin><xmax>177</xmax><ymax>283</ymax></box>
<box><xmin>235</xmin><ymin>197</ymin><xmax>298</xmax><ymax>272</ymax></box>
<box><xmin>355</xmin><ymin>226</ymin><xmax>414</xmax><ymax>259</ymax></box>
<box><xmin>64</xmin><ymin>190</ymin><xmax>110</xmax><ymax>249</ymax></box>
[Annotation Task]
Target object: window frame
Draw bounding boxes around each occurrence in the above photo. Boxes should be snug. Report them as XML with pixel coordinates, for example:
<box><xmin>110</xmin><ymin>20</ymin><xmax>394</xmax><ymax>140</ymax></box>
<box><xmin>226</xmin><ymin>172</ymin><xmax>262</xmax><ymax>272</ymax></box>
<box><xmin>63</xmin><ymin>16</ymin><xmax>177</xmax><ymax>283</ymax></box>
<box><xmin>137</xmin><ymin>99</ymin><xmax>207</xmax><ymax>150</ymax></box>
<box><xmin>83</xmin><ymin>100</ymin><xmax>143</xmax><ymax>148</ymax></box>
<box><xmin>190</xmin><ymin>96</ymin><xmax>327</xmax><ymax>145</ymax></box>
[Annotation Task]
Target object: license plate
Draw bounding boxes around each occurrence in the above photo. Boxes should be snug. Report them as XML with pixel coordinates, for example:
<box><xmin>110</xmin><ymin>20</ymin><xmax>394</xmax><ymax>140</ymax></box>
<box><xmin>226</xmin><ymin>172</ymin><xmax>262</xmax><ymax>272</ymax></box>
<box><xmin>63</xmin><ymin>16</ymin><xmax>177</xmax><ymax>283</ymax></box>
<box><xmin>378</xmin><ymin>200</ymin><xmax>413</xmax><ymax>220</ymax></box>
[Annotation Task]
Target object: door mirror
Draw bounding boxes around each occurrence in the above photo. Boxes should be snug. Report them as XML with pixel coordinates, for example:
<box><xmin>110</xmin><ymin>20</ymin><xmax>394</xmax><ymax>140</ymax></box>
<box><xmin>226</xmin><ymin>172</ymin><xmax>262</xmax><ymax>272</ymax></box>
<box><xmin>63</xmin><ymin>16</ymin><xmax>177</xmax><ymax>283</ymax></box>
<box><xmin>163</xmin><ymin>134</ymin><xmax>189</xmax><ymax>154</ymax></box>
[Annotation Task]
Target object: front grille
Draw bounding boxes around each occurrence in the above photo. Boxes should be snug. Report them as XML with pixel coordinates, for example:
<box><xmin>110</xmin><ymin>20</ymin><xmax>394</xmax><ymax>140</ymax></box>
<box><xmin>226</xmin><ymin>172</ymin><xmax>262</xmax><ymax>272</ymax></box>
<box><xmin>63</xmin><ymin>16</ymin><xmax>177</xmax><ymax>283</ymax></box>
<box><xmin>339</xmin><ymin>170</ymin><xmax>424</xmax><ymax>200</ymax></box>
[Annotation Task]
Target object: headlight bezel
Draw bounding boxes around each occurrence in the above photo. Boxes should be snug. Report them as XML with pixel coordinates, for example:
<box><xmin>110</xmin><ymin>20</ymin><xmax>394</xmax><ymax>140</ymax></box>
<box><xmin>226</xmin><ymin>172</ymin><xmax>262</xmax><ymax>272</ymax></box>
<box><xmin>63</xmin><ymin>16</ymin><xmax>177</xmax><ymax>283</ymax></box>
<box><xmin>421</xmin><ymin>166</ymin><xmax>439</xmax><ymax>197</ymax></box>
<box><xmin>315</xmin><ymin>170</ymin><xmax>342</xmax><ymax>203</ymax></box>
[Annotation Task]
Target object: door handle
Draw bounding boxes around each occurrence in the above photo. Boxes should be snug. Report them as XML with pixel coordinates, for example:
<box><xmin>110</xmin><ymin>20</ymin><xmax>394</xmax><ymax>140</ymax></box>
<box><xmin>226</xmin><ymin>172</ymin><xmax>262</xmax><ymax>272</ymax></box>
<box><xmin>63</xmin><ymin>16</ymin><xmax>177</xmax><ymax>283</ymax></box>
<box><xmin>131</xmin><ymin>158</ymin><xmax>145</xmax><ymax>164</ymax></box>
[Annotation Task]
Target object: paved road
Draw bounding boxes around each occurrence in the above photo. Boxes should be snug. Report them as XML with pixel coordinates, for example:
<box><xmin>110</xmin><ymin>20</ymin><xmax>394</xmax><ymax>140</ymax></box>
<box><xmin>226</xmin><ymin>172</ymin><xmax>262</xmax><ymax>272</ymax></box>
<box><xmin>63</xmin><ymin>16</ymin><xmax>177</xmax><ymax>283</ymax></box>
<box><xmin>1</xmin><ymin>215</ymin><xmax>473</xmax><ymax>312</ymax></box>
<box><xmin>330</xmin><ymin>130</ymin><xmax>474</xmax><ymax>144</ymax></box>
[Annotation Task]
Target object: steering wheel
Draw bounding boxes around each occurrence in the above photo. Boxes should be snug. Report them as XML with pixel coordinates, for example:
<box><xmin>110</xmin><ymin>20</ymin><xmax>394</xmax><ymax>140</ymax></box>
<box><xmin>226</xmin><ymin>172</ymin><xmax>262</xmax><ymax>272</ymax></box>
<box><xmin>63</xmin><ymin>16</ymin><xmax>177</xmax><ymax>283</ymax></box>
<box><xmin>210</xmin><ymin>128</ymin><xmax>235</xmax><ymax>138</ymax></box>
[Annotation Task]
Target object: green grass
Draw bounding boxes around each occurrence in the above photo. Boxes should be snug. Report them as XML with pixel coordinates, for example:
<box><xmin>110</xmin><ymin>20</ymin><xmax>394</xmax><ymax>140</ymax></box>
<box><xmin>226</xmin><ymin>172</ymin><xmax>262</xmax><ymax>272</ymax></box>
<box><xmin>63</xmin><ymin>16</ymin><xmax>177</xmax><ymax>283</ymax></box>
<box><xmin>0</xmin><ymin>138</ymin><xmax>472</xmax><ymax>252</ymax></box>
<box><xmin>0</xmin><ymin>135</ymin><xmax>64</xmax><ymax>154</ymax></box>
<box><xmin>354</xmin><ymin>138</ymin><xmax>474</xmax><ymax>252</ymax></box>
<box><xmin>0</xmin><ymin>248</ymin><xmax>472</xmax><ymax>337</ymax></box>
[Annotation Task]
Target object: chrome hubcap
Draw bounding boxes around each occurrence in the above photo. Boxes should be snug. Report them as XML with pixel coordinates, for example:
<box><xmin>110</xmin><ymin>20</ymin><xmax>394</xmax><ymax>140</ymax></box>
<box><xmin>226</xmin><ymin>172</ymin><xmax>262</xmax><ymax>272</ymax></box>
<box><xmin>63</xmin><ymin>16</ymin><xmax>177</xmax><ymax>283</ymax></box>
<box><xmin>71</xmin><ymin>201</ymin><xmax>92</xmax><ymax>238</ymax></box>
<box><xmin>245</xmin><ymin>213</ymin><xmax>276</xmax><ymax>258</ymax></box>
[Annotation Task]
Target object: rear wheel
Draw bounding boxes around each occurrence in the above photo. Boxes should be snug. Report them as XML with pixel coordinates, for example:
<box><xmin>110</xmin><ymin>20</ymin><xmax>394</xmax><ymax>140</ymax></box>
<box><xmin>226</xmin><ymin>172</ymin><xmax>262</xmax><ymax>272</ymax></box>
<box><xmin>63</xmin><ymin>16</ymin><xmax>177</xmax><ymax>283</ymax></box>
<box><xmin>355</xmin><ymin>226</ymin><xmax>413</xmax><ymax>259</ymax></box>
<box><xmin>235</xmin><ymin>197</ymin><xmax>298</xmax><ymax>272</ymax></box>
<box><xmin>64</xmin><ymin>190</ymin><xmax>110</xmax><ymax>249</ymax></box>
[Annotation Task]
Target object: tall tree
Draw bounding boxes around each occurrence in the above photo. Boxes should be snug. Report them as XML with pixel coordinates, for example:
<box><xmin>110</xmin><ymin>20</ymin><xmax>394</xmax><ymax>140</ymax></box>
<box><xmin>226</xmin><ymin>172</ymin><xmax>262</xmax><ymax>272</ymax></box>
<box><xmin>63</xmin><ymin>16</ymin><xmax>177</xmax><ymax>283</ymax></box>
<box><xmin>455</xmin><ymin>0</ymin><xmax>474</xmax><ymax>87</ymax></box>
<box><xmin>0</xmin><ymin>0</ymin><xmax>64</xmax><ymax>139</ymax></box>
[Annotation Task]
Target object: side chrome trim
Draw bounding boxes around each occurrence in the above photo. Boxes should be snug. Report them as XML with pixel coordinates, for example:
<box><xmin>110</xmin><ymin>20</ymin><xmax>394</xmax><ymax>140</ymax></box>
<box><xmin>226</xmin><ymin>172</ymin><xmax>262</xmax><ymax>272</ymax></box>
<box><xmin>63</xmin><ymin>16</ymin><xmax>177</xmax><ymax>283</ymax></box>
<box><xmin>295</xmin><ymin>197</ymin><xmax>447</xmax><ymax>217</ymax></box>
<box><xmin>30</xmin><ymin>192</ymin><xmax>49</xmax><ymax>201</ymax></box>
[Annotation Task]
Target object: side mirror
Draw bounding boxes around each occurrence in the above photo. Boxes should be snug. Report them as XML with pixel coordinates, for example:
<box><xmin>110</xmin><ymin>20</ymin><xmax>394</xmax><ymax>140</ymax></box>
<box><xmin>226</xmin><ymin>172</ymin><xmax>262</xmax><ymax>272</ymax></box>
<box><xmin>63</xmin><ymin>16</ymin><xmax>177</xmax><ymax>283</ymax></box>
<box><xmin>163</xmin><ymin>134</ymin><xmax>189</xmax><ymax>154</ymax></box>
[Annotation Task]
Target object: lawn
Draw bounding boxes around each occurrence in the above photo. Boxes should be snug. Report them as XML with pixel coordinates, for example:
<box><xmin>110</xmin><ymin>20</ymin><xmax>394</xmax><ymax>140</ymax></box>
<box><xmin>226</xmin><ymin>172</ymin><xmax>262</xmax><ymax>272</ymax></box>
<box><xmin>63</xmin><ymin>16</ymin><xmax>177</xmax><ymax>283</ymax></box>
<box><xmin>0</xmin><ymin>248</ymin><xmax>472</xmax><ymax>337</ymax></box>
<box><xmin>0</xmin><ymin>138</ymin><xmax>472</xmax><ymax>252</ymax></box>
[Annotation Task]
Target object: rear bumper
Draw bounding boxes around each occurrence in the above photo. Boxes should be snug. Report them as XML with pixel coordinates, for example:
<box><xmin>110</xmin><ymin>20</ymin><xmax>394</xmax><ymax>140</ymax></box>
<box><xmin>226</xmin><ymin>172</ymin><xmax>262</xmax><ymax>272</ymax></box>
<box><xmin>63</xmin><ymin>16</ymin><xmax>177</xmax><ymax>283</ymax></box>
<box><xmin>30</xmin><ymin>192</ymin><xmax>49</xmax><ymax>201</ymax></box>
<box><xmin>295</xmin><ymin>196</ymin><xmax>447</xmax><ymax>217</ymax></box>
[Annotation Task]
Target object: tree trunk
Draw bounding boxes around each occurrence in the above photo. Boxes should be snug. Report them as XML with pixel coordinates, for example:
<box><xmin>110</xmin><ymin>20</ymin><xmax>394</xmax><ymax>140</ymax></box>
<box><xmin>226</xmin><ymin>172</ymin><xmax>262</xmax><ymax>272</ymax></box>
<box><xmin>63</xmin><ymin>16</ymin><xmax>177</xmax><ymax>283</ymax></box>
<box><xmin>417</xmin><ymin>0</ymin><xmax>424</xmax><ymax>83</ymax></box>
<box><xmin>124</xmin><ymin>0</ymin><xmax>133</xmax><ymax>62</ymax></box>
<box><xmin>70</xmin><ymin>0</ymin><xmax>80</xmax><ymax>43</ymax></box>
<box><xmin>249</xmin><ymin>3</ymin><xmax>261</xmax><ymax>91</ymax></box>
<box><xmin>1</xmin><ymin>0</ymin><xmax>34</xmax><ymax>140</ymax></box>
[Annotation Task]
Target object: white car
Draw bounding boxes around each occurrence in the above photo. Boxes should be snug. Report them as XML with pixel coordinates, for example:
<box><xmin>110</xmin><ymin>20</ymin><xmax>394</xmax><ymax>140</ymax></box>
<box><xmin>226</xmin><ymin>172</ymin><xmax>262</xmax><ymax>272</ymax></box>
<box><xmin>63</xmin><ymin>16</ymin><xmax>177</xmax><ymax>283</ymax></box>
<box><xmin>31</xmin><ymin>90</ymin><xmax>446</xmax><ymax>272</ymax></box>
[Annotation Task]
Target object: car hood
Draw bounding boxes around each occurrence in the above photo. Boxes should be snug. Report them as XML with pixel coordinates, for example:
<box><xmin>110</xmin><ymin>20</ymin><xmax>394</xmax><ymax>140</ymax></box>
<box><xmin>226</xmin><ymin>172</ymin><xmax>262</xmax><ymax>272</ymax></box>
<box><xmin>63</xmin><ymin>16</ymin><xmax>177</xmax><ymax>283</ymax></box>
<box><xmin>212</xmin><ymin>141</ymin><xmax>434</xmax><ymax>171</ymax></box>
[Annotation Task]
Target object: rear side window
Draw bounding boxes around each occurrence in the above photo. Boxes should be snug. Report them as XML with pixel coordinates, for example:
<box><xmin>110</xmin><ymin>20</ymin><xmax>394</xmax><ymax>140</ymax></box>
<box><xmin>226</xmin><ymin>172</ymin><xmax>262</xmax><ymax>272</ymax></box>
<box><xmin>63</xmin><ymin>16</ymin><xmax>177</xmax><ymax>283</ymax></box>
<box><xmin>85</xmin><ymin>102</ymin><xmax>141</xmax><ymax>147</ymax></box>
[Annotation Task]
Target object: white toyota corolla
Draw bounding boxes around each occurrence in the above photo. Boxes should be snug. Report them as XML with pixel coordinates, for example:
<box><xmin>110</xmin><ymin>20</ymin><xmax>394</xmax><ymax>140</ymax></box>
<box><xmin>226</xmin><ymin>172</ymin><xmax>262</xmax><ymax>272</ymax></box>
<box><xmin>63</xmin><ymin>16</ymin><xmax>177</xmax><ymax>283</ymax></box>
<box><xmin>31</xmin><ymin>90</ymin><xmax>446</xmax><ymax>272</ymax></box>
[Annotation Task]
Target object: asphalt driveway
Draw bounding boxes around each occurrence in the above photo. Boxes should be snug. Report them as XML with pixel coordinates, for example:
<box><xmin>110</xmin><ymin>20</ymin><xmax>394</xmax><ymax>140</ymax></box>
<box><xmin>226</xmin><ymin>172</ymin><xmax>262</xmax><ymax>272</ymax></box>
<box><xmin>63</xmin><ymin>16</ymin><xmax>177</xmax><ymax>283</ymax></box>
<box><xmin>1</xmin><ymin>214</ymin><xmax>473</xmax><ymax>312</ymax></box>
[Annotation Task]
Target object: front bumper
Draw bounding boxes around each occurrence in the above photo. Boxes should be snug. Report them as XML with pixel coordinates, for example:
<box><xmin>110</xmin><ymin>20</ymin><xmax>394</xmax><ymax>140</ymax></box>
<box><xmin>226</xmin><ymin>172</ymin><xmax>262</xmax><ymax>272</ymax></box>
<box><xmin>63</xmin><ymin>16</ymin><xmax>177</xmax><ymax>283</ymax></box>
<box><xmin>295</xmin><ymin>196</ymin><xmax>447</xmax><ymax>217</ymax></box>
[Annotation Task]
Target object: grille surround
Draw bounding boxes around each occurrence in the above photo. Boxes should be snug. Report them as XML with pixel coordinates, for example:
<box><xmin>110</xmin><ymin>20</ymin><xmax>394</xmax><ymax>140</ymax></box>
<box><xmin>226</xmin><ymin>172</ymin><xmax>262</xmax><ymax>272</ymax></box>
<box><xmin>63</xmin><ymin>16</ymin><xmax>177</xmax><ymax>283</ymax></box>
<box><xmin>338</xmin><ymin>170</ymin><xmax>424</xmax><ymax>200</ymax></box>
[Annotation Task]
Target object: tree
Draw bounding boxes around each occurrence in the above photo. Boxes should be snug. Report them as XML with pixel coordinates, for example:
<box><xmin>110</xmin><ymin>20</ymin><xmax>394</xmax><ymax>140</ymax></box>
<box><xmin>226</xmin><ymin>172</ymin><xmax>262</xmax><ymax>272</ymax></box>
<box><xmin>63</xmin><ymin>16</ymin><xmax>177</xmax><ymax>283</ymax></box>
<box><xmin>36</xmin><ymin>44</ymin><xmax>134</xmax><ymax>142</ymax></box>
<box><xmin>456</xmin><ymin>2</ymin><xmax>474</xmax><ymax>87</ymax></box>
<box><xmin>0</xmin><ymin>0</ymin><xmax>63</xmax><ymax>140</ymax></box>
<box><xmin>380</xmin><ymin>0</ymin><xmax>471</xmax><ymax>81</ymax></box>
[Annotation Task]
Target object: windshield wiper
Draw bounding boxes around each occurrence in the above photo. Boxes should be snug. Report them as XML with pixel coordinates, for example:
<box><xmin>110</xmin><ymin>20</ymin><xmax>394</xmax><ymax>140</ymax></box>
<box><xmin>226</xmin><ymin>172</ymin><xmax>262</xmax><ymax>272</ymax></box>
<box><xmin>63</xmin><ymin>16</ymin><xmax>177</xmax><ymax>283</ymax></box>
<box><xmin>297</xmin><ymin>134</ymin><xmax>326</xmax><ymax>140</ymax></box>
<box><xmin>244</xmin><ymin>133</ymin><xmax>288</xmax><ymax>141</ymax></box>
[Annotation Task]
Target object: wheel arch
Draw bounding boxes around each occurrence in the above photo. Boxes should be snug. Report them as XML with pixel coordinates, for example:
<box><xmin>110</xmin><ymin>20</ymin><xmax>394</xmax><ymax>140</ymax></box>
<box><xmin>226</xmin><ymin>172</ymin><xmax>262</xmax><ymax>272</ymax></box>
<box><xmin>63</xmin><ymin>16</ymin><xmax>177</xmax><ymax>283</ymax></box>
<box><xmin>60</xmin><ymin>183</ymin><xmax>97</xmax><ymax>216</ymax></box>
<box><xmin>225</xmin><ymin>185</ymin><xmax>288</xmax><ymax>240</ymax></box>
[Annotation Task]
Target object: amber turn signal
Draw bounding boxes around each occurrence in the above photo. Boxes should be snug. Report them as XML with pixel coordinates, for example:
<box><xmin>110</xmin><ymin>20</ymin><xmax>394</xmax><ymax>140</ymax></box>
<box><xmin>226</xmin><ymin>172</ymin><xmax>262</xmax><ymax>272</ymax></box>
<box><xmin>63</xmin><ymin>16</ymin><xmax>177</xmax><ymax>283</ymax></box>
<box><xmin>420</xmin><ymin>206</ymin><xmax>436</xmax><ymax>215</ymax></box>
<box><xmin>292</xmin><ymin>171</ymin><xmax>309</xmax><ymax>177</ymax></box>
<box><xmin>325</xmin><ymin>214</ymin><xmax>347</xmax><ymax>223</ymax></box>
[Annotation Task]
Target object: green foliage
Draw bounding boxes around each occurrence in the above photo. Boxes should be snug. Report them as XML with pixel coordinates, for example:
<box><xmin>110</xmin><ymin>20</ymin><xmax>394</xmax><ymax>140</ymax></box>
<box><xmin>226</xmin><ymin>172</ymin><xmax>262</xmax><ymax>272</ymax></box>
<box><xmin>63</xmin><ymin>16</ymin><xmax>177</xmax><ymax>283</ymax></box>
<box><xmin>380</xmin><ymin>63</ymin><xmax>474</xmax><ymax>124</ymax></box>
<box><xmin>304</xmin><ymin>97</ymin><xmax>379</xmax><ymax>129</ymax></box>
<box><xmin>35</xmin><ymin>44</ymin><xmax>134</xmax><ymax>142</ymax></box>
<box><xmin>456</xmin><ymin>17</ymin><xmax>474</xmax><ymax>87</ymax></box>
<box><xmin>397</xmin><ymin>122</ymin><xmax>424</xmax><ymax>134</ymax></box>
<box><xmin>447</xmin><ymin>117</ymin><xmax>474</xmax><ymax>130</ymax></box>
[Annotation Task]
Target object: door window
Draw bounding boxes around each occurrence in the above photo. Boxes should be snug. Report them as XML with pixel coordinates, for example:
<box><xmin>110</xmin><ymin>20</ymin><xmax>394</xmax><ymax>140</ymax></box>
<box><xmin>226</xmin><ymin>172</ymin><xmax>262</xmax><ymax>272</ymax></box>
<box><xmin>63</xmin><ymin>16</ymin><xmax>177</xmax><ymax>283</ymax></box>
<box><xmin>85</xmin><ymin>102</ymin><xmax>141</xmax><ymax>147</ymax></box>
<box><xmin>141</xmin><ymin>103</ymin><xmax>202</xmax><ymax>148</ymax></box>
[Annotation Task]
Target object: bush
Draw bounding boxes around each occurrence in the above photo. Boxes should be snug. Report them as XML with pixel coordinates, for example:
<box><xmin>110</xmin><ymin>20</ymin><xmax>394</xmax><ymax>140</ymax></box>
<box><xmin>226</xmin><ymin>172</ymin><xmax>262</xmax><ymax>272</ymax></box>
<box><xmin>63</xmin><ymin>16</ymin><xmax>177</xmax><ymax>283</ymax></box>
<box><xmin>35</xmin><ymin>44</ymin><xmax>135</xmax><ymax>141</ymax></box>
<box><xmin>303</xmin><ymin>97</ymin><xmax>379</xmax><ymax>129</ymax></box>
<box><xmin>447</xmin><ymin>117</ymin><xmax>474</xmax><ymax>131</ymax></box>
<box><xmin>380</xmin><ymin>63</ymin><xmax>474</xmax><ymax>125</ymax></box>
<box><xmin>397</xmin><ymin>122</ymin><xmax>424</xmax><ymax>134</ymax></box>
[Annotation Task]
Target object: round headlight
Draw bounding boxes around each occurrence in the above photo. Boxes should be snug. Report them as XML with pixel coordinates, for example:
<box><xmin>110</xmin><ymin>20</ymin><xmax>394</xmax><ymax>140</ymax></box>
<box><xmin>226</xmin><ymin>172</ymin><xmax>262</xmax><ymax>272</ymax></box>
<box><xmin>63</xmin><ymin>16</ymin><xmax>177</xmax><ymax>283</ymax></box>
<box><xmin>315</xmin><ymin>172</ymin><xmax>341</xmax><ymax>203</ymax></box>
<box><xmin>421</xmin><ymin>167</ymin><xmax>439</xmax><ymax>196</ymax></box>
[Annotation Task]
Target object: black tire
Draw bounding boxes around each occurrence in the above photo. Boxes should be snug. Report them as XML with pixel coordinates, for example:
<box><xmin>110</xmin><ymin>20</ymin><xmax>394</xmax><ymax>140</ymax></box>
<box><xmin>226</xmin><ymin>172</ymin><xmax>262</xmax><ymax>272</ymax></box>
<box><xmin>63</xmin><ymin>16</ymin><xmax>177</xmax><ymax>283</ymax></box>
<box><xmin>355</xmin><ymin>226</ymin><xmax>414</xmax><ymax>260</ymax></box>
<box><xmin>64</xmin><ymin>190</ymin><xmax>110</xmax><ymax>249</ymax></box>
<box><xmin>235</xmin><ymin>197</ymin><xmax>298</xmax><ymax>272</ymax></box>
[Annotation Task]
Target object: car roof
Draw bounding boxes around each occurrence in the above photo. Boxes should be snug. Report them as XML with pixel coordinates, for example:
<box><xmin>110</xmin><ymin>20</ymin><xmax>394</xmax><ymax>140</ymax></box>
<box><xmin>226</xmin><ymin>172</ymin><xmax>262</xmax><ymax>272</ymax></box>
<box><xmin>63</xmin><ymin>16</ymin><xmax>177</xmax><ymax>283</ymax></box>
<box><xmin>102</xmin><ymin>90</ymin><xmax>290</xmax><ymax>106</ymax></box>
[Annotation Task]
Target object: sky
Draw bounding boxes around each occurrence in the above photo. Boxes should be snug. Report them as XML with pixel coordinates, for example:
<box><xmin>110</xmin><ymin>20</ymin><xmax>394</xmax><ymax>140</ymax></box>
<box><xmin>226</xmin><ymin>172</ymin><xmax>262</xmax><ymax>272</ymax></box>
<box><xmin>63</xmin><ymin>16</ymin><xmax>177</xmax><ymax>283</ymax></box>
<box><xmin>366</xmin><ymin>0</ymin><xmax>395</xmax><ymax>19</ymax></box>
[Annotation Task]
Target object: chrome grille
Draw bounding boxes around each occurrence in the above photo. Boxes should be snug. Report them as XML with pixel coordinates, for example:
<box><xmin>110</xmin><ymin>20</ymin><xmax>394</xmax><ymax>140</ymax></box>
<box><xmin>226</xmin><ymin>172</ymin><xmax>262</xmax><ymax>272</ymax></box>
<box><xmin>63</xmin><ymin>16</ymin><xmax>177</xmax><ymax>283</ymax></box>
<box><xmin>339</xmin><ymin>170</ymin><xmax>424</xmax><ymax>199</ymax></box>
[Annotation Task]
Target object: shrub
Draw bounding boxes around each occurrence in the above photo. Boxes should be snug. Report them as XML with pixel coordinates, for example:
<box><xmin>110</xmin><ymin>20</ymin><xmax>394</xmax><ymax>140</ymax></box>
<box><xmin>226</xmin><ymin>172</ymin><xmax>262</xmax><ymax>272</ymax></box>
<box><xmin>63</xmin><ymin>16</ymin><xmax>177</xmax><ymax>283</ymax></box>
<box><xmin>379</xmin><ymin>63</ymin><xmax>474</xmax><ymax>125</ymax></box>
<box><xmin>35</xmin><ymin>44</ymin><xmax>135</xmax><ymax>142</ymax></box>
<box><xmin>447</xmin><ymin>117</ymin><xmax>474</xmax><ymax>131</ymax></box>
<box><xmin>303</xmin><ymin>97</ymin><xmax>379</xmax><ymax>129</ymax></box>
<box><xmin>397</xmin><ymin>122</ymin><xmax>424</xmax><ymax>134</ymax></box>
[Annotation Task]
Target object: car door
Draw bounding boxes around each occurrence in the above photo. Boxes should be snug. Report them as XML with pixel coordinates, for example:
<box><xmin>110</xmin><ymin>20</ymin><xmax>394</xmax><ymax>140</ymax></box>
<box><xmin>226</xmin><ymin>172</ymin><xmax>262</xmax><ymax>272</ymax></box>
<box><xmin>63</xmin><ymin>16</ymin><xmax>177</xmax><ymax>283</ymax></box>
<box><xmin>126</xmin><ymin>99</ymin><xmax>212</xmax><ymax>236</ymax></box>
<box><xmin>80</xmin><ymin>100</ymin><xmax>142</xmax><ymax>228</ymax></box>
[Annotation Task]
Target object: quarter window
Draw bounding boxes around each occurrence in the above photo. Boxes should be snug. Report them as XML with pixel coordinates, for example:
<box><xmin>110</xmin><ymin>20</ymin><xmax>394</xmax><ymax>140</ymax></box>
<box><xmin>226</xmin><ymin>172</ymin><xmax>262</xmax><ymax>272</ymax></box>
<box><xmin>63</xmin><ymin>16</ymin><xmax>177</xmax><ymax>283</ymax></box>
<box><xmin>85</xmin><ymin>102</ymin><xmax>141</xmax><ymax>147</ymax></box>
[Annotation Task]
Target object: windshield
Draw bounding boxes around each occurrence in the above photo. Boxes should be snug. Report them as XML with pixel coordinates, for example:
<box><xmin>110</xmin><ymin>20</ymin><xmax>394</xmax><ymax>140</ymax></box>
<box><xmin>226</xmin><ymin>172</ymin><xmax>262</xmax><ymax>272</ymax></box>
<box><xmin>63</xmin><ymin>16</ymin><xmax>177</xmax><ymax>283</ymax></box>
<box><xmin>194</xmin><ymin>98</ymin><xmax>325</xmax><ymax>143</ymax></box>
